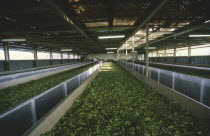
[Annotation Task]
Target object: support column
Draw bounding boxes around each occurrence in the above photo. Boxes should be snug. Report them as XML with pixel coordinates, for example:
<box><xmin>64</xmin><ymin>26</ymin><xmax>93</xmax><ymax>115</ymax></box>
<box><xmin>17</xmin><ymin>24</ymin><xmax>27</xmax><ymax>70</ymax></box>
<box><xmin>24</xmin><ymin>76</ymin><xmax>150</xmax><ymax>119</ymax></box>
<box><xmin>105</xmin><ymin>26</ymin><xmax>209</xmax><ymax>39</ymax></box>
<box><xmin>50</xmin><ymin>51</ymin><xmax>53</xmax><ymax>65</ymax></box>
<box><xmin>132</xmin><ymin>36</ymin><xmax>135</xmax><ymax>70</ymax></box>
<box><xmin>164</xmin><ymin>49</ymin><xmax>166</xmax><ymax>62</ymax></box>
<box><xmin>174</xmin><ymin>47</ymin><xmax>177</xmax><ymax>63</ymax></box>
<box><xmin>67</xmin><ymin>52</ymin><xmax>70</xmax><ymax>63</ymax></box>
<box><xmin>188</xmin><ymin>45</ymin><xmax>191</xmax><ymax>57</ymax></box>
<box><xmin>119</xmin><ymin>49</ymin><xmax>121</xmax><ymax>60</ymax></box>
<box><xmin>60</xmin><ymin>52</ymin><xmax>63</xmax><ymax>64</ymax></box>
<box><xmin>145</xmin><ymin>23</ymin><xmax>149</xmax><ymax>78</ymax></box>
<box><xmin>117</xmin><ymin>49</ymin><xmax>119</xmax><ymax>60</ymax></box>
<box><xmin>73</xmin><ymin>53</ymin><xmax>75</xmax><ymax>62</ymax></box>
<box><xmin>4</xmin><ymin>43</ymin><xmax>10</xmax><ymax>71</ymax></box>
<box><xmin>33</xmin><ymin>48</ymin><xmax>38</xmax><ymax>67</ymax></box>
<box><xmin>174</xmin><ymin>47</ymin><xmax>176</xmax><ymax>57</ymax></box>
<box><xmin>164</xmin><ymin>49</ymin><xmax>166</xmax><ymax>57</ymax></box>
<box><xmin>121</xmin><ymin>50</ymin><xmax>123</xmax><ymax>60</ymax></box>
<box><xmin>188</xmin><ymin>45</ymin><xmax>191</xmax><ymax>64</ymax></box>
<box><xmin>126</xmin><ymin>41</ymin><xmax>128</xmax><ymax>67</ymax></box>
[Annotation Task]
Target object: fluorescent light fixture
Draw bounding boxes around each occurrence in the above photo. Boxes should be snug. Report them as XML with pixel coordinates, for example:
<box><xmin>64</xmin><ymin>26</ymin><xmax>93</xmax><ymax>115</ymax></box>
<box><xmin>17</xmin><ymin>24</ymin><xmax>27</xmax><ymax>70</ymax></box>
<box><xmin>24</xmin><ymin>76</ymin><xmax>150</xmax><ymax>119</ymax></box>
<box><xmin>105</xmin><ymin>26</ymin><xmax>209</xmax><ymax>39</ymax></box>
<box><xmin>1</xmin><ymin>39</ymin><xmax>26</xmax><ymax>42</ymax></box>
<box><xmin>98</xmin><ymin>35</ymin><xmax>125</xmax><ymax>39</ymax></box>
<box><xmin>107</xmin><ymin>52</ymin><xmax>114</xmax><ymax>53</ymax></box>
<box><xmin>61</xmin><ymin>49</ymin><xmax>72</xmax><ymax>51</ymax></box>
<box><xmin>189</xmin><ymin>35</ymin><xmax>210</xmax><ymax>37</ymax></box>
<box><xmin>205</xmin><ymin>20</ymin><xmax>210</xmax><ymax>23</ymax></box>
<box><xmin>105</xmin><ymin>48</ymin><xmax>117</xmax><ymax>50</ymax></box>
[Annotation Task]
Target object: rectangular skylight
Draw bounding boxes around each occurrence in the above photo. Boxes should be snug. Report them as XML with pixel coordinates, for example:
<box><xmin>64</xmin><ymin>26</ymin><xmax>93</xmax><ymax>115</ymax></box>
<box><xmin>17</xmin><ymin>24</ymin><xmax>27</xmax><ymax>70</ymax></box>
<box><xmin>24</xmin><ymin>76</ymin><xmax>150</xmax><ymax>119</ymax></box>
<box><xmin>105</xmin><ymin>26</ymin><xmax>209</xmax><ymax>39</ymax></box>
<box><xmin>189</xmin><ymin>35</ymin><xmax>210</xmax><ymax>37</ymax></box>
<box><xmin>105</xmin><ymin>48</ymin><xmax>117</xmax><ymax>50</ymax></box>
<box><xmin>107</xmin><ymin>52</ymin><xmax>114</xmax><ymax>53</ymax></box>
<box><xmin>98</xmin><ymin>35</ymin><xmax>125</xmax><ymax>39</ymax></box>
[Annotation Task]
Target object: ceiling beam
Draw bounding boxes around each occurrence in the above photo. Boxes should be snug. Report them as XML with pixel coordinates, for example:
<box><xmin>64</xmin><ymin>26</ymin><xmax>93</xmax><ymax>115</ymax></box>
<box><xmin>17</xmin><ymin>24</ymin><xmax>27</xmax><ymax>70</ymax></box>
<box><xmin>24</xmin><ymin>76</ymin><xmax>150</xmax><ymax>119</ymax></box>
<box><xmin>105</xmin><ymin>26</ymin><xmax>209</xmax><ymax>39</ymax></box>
<box><xmin>43</xmin><ymin>0</ymin><xmax>98</xmax><ymax>48</ymax></box>
<box><xmin>106</xmin><ymin>0</ymin><xmax>119</xmax><ymax>28</ymax></box>
<box><xmin>129</xmin><ymin>0</ymin><xmax>170</xmax><ymax>38</ymax></box>
<box><xmin>137</xmin><ymin>22</ymin><xmax>210</xmax><ymax>48</ymax></box>
<box><xmin>121</xmin><ymin>0</ymin><xmax>170</xmax><ymax>49</ymax></box>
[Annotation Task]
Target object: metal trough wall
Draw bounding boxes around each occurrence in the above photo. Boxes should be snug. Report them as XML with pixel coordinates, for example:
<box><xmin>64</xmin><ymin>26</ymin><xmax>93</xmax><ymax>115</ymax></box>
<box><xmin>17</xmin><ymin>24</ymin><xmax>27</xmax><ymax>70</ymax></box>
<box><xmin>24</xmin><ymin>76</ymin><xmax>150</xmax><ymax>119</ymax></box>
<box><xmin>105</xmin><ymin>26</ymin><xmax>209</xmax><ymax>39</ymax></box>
<box><xmin>120</xmin><ymin>61</ymin><xmax>210</xmax><ymax>108</ymax></box>
<box><xmin>0</xmin><ymin>63</ymin><xmax>102</xmax><ymax>136</ymax></box>
<box><xmin>0</xmin><ymin>62</ymin><xmax>90</xmax><ymax>90</ymax></box>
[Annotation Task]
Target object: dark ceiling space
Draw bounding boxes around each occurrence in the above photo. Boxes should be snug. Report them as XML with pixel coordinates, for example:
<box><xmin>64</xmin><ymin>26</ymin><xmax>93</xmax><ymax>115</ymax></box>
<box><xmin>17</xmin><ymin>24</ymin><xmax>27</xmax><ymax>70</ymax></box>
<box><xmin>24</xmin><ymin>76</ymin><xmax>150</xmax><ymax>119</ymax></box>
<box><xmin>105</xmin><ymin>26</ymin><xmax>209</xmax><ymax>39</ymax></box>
<box><xmin>0</xmin><ymin>0</ymin><xmax>210</xmax><ymax>53</ymax></box>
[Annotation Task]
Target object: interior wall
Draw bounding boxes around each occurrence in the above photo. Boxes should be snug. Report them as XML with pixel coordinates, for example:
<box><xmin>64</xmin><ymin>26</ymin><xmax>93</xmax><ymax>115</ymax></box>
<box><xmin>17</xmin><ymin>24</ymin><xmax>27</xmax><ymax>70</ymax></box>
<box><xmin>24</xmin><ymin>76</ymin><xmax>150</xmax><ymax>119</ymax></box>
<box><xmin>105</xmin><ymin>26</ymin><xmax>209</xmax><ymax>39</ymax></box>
<box><xmin>85</xmin><ymin>53</ymin><xmax>135</xmax><ymax>60</ymax></box>
<box><xmin>85</xmin><ymin>53</ymin><xmax>117</xmax><ymax>60</ymax></box>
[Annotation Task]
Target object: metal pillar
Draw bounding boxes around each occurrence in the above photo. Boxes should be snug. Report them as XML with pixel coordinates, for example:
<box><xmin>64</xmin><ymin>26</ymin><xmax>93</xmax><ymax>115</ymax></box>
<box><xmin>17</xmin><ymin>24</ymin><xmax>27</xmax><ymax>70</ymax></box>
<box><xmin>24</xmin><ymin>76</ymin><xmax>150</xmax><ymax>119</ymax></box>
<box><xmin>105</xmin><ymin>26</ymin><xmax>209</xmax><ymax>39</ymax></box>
<box><xmin>33</xmin><ymin>48</ymin><xmax>38</xmax><ymax>67</ymax></box>
<box><xmin>117</xmin><ymin>49</ymin><xmax>119</xmax><ymax>60</ymax></box>
<box><xmin>50</xmin><ymin>51</ymin><xmax>53</xmax><ymax>65</ymax></box>
<box><xmin>174</xmin><ymin>47</ymin><xmax>177</xmax><ymax>63</ymax></box>
<box><xmin>121</xmin><ymin>49</ymin><xmax>123</xmax><ymax>60</ymax></box>
<box><xmin>132</xmin><ymin>36</ymin><xmax>135</xmax><ymax>70</ymax></box>
<box><xmin>188</xmin><ymin>45</ymin><xmax>191</xmax><ymax>57</ymax></box>
<box><xmin>73</xmin><ymin>53</ymin><xmax>75</xmax><ymax>62</ymax></box>
<box><xmin>174</xmin><ymin>47</ymin><xmax>176</xmax><ymax>57</ymax></box>
<box><xmin>4</xmin><ymin>43</ymin><xmax>10</xmax><ymax>71</ymax></box>
<box><xmin>68</xmin><ymin>52</ymin><xmax>70</xmax><ymax>63</ymax></box>
<box><xmin>126</xmin><ymin>41</ymin><xmax>128</xmax><ymax>67</ymax></box>
<box><xmin>145</xmin><ymin>24</ymin><xmax>149</xmax><ymax>78</ymax></box>
<box><xmin>164</xmin><ymin>49</ymin><xmax>166</xmax><ymax>57</ymax></box>
<box><xmin>157</xmin><ymin>50</ymin><xmax>159</xmax><ymax>57</ymax></box>
<box><xmin>60</xmin><ymin>52</ymin><xmax>63</xmax><ymax>64</ymax></box>
<box><xmin>188</xmin><ymin>45</ymin><xmax>191</xmax><ymax>64</ymax></box>
<box><xmin>119</xmin><ymin>49</ymin><xmax>121</xmax><ymax>60</ymax></box>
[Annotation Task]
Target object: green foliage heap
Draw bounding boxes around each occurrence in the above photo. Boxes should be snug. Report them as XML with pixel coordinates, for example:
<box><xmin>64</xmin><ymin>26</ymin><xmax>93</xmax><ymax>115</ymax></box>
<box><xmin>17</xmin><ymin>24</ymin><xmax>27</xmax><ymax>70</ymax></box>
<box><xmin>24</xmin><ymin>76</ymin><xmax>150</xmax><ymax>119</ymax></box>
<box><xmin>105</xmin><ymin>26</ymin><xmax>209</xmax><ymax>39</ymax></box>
<box><xmin>43</xmin><ymin>62</ymin><xmax>209</xmax><ymax>136</ymax></box>
<box><xmin>0</xmin><ymin>64</ymin><xmax>94</xmax><ymax>113</ymax></box>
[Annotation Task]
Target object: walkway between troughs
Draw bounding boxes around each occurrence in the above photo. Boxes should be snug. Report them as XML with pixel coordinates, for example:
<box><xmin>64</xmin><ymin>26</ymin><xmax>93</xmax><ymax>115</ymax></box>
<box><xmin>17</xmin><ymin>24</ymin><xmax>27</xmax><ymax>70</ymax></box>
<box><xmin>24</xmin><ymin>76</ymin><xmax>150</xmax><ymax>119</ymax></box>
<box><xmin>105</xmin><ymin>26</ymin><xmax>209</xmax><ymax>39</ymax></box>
<box><xmin>43</xmin><ymin>62</ymin><xmax>210</xmax><ymax>136</ymax></box>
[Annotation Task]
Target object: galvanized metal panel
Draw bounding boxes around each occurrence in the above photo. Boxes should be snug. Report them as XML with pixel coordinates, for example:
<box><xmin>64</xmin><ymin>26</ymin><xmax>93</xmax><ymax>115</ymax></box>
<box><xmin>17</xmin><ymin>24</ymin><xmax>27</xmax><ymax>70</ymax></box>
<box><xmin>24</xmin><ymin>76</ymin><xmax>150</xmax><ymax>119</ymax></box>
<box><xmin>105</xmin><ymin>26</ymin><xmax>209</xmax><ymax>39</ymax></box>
<box><xmin>10</xmin><ymin>60</ymin><xmax>34</xmax><ymax>71</ymax></box>
<box><xmin>35</xmin><ymin>85</ymin><xmax>66</xmax><ymax>120</ymax></box>
<box><xmin>37</xmin><ymin>60</ymin><xmax>50</xmax><ymax>67</ymax></box>
<box><xmin>150</xmin><ymin>68</ymin><xmax>159</xmax><ymax>82</ymax></box>
<box><xmin>159</xmin><ymin>70</ymin><xmax>173</xmax><ymax>88</ymax></box>
<box><xmin>0</xmin><ymin>61</ymin><xmax>5</xmax><ymax>72</ymax></box>
<box><xmin>174</xmin><ymin>74</ymin><xmax>201</xmax><ymax>101</ymax></box>
<box><xmin>0</xmin><ymin>102</ymin><xmax>33</xmax><ymax>136</ymax></box>
<box><xmin>201</xmin><ymin>78</ymin><xmax>210</xmax><ymax>107</ymax></box>
<box><xmin>66</xmin><ymin>76</ymin><xmax>80</xmax><ymax>94</ymax></box>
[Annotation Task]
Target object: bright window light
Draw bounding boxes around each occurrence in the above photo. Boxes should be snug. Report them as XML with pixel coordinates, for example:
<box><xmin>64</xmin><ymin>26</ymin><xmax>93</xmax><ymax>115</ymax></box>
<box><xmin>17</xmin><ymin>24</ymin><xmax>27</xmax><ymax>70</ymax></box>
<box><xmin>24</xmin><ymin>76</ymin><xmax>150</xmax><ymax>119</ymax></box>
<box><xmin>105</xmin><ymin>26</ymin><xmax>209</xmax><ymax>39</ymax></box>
<box><xmin>105</xmin><ymin>48</ymin><xmax>117</xmax><ymax>50</ymax></box>
<box><xmin>37</xmin><ymin>51</ymin><xmax>50</xmax><ymax>60</ymax></box>
<box><xmin>98</xmin><ymin>35</ymin><xmax>125</xmax><ymax>39</ymax></box>
<box><xmin>1</xmin><ymin>39</ymin><xmax>26</xmax><ymax>42</ymax></box>
<box><xmin>0</xmin><ymin>47</ymin><xmax>5</xmax><ymax>60</ymax></box>
<box><xmin>189</xmin><ymin>35</ymin><xmax>210</xmax><ymax>37</ymax></box>
<box><xmin>107</xmin><ymin>52</ymin><xmax>114</xmax><ymax>53</ymax></box>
